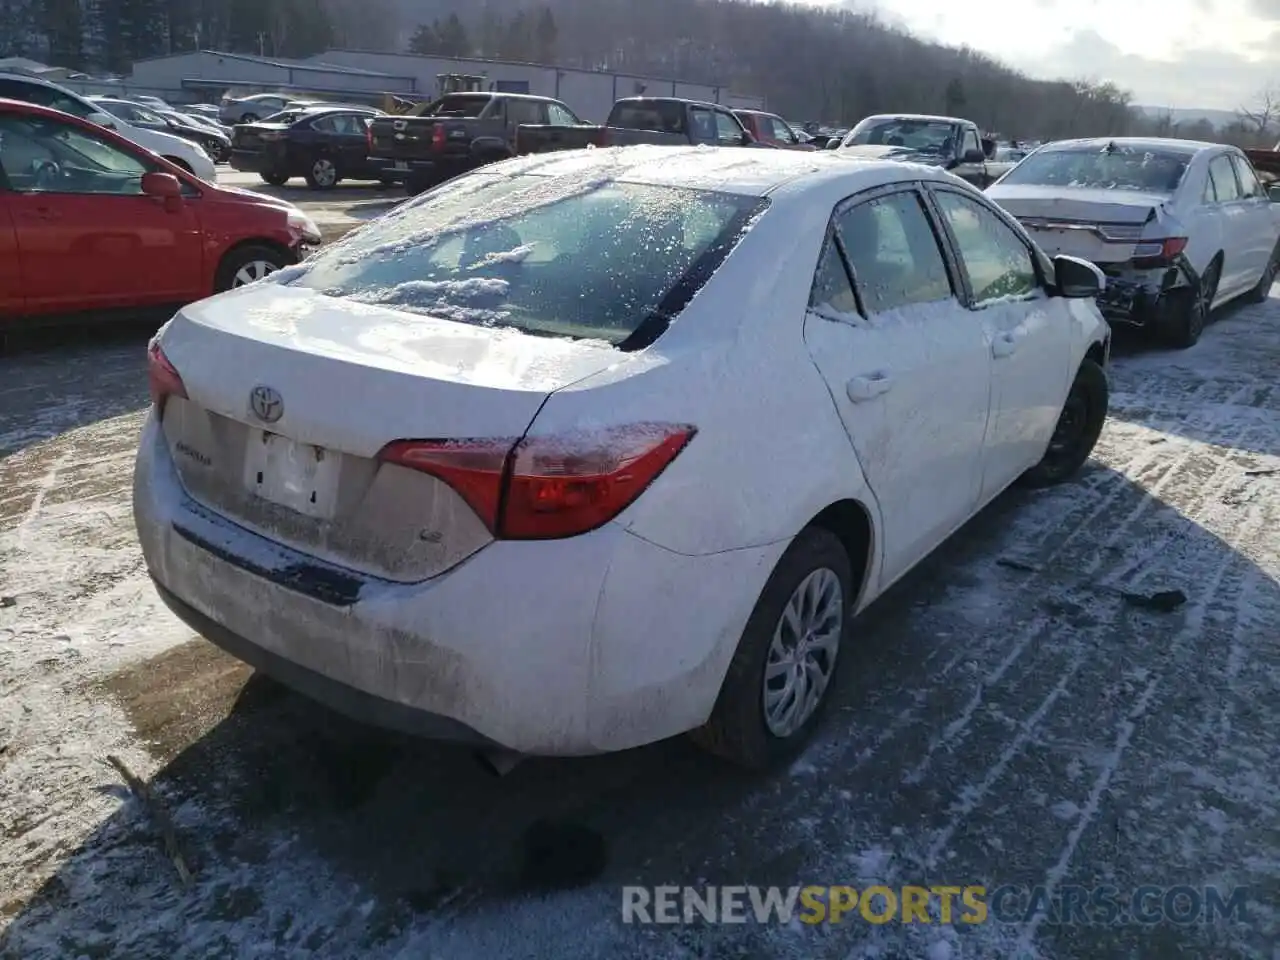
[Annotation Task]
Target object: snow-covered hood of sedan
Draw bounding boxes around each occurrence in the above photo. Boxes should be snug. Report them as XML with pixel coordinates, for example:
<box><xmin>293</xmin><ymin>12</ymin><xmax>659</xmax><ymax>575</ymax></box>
<box><xmin>167</xmin><ymin>283</ymin><xmax>636</xmax><ymax>393</ymax></box>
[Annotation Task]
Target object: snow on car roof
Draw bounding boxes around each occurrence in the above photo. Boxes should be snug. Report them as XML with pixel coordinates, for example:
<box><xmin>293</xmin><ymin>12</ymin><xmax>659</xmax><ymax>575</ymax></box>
<box><xmin>491</xmin><ymin>145</ymin><xmax>940</xmax><ymax>198</ymax></box>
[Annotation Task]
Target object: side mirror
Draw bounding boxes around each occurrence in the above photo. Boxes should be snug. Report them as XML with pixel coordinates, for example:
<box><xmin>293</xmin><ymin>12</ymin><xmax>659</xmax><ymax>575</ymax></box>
<box><xmin>1053</xmin><ymin>254</ymin><xmax>1105</xmax><ymax>298</ymax></box>
<box><xmin>962</xmin><ymin>148</ymin><xmax>986</xmax><ymax>164</ymax></box>
<box><xmin>1268</xmin><ymin>184</ymin><xmax>1280</xmax><ymax>202</ymax></box>
<box><xmin>87</xmin><ymin>111</ymin><xmax>116</xmax><ymax>130</ymax></box>
<box><xmin>981</xmin><ymin>138</ymin><xmax>996</xmax><ymax>159</ymax></box>
<box><xmin>827</xmin><ymin>138</ymin><xmax>842</xmax><ymax>150</ymax></box>
<box><xmin>142</xmin><ymin>171</ymin><xmax>183</xmax><ymax>200</ymax></box>
<box><xmin>740</xmin><ymin>130</ymin><xmax>755</xmax><ymax>146</ymax></box>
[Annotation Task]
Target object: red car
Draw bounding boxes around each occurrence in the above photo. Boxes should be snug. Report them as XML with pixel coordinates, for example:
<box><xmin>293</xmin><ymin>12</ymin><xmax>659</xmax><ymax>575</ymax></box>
<box><xmin>732</xmin><ymin>110</ymin><xmax>816</xmax><ymax>150</ymax></box>
<box><xmin>0</xmin><ymin>98</ymin><xmax>323</xmax><ymax>327</ymax></box>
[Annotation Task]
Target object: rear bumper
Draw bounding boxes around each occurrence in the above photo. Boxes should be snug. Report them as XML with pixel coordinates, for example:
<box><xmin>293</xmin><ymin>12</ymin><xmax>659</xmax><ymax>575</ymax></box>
<box><xmin>133</xmin><ymin>413</ymin><xmax>779</xmax><ymax>756</ymax></box>
<box><xmin>1096</xmin><ymin>260</ymin><xmax>1195</xmax><ymax>329</ymax></box>
<box><xmin>370</xmin><ymin>156</ymin><xmax>469</xmax><ymax>185</ymax></box>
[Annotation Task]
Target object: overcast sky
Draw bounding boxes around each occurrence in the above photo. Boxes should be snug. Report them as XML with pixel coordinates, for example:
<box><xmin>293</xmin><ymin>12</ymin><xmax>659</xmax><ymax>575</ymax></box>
<box><xmin>794</xmin><ymin>0</ymin><xmax>1280</xmax><ymax>111</ymax></box>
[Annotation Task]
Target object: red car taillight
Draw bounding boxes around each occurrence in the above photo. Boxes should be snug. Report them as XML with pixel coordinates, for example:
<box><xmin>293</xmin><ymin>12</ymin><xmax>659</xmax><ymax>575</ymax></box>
<box><xmin>1130</xmin><ymin>237</ymin><xmax>1187</xmax><ymax>269</ymax></box>
<box><xmin>147</xmin><ymin>339</ymin><xmax>187</xmax><ymax>411</ymax></box>
<box><xmin>366</xmin><ymin>121</ymin><xmax>374</xmax><ymax>153</ymax></box>
<box><xmin>378</xmin><ymin>423</ymin><xmax>696</xmax><ymax>539</ymax></box>
<box><xmin>431</xmin><ymin>124</ymin><xmax>447</xmax><ymax>151</ymax></box>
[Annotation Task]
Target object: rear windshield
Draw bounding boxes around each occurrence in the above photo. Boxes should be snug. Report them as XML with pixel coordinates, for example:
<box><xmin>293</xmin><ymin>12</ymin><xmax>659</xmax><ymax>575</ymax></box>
<box><xmin>999</xmin><ymin>145</ymin><xmax>1190</xmax><ymax>192</ymax></box>
<box><xmin>283</xmin><ymin>173</ymin><xmax>766</xmax><ymax>348</ymax></box>
<box><xmin>608</xmin><ymin>101</ymin><xmax>686</xmax><ymax>134</ymax></box>
<box><xmin>415</xmin><ymin>94</ymin><xmax>491</xmax><ymax>118</ymax></box>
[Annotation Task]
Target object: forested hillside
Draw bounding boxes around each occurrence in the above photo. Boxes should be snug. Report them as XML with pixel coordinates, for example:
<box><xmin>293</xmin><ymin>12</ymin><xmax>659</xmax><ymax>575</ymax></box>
<box><xmin>0</xmin><ymin>0</ymin><xmax>1219</xmax><ymax>137</ymax></box>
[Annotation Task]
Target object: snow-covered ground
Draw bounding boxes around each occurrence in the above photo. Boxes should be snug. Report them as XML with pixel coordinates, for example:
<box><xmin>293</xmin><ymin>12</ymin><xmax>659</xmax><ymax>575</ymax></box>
<box><xmin>1</xmin><ymin>295</ymin><xmax>1277</xmax><ymax>958</ymax></box>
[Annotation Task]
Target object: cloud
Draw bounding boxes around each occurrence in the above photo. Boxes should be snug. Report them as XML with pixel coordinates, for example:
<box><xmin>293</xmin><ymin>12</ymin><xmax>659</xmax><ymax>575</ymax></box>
<box><xmin>1006</xmin><ymin>29</ymin><xmax>1274</xmax><ymax>111</ymax></box>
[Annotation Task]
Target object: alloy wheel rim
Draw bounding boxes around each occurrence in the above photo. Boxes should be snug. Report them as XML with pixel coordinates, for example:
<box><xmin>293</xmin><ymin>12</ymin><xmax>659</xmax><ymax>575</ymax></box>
<box><xmin>762</xmin><ymin>568</ymin><xmax>844</xmax><ymax>738</ymax></box>
<box><xmin>313</xmin><ymin>159</ymin><xmax>336</xmax><ymax>186</ymax></box>
<box><xmin>232</xmin><ymin>260</ymin><xmax>278</xmax><ymax>287</ymax></box>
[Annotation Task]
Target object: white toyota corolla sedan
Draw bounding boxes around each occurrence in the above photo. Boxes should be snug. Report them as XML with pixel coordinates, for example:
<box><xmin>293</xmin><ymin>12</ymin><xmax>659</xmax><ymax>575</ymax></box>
<box><xmin>134</xmin><ymin>146</ymin><xmax>1111</xmax><ymax>770</ymax></box>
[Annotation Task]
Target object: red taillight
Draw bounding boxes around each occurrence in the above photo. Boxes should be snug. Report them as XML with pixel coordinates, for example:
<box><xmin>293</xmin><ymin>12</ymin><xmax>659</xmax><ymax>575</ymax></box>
<box><xmin>377</xmin><ymin>423</ymin><xmax>696</xmax><ymax>540</ymax></box>
<box><xmin>147</xmin><ymin>339</ymin><xmax>187</xmax><ymax>410</ymax></box>
<box><xmin>431</xmin><ymin>124</ymin><xmax>446</xmax><ymax>150</ymax></box>
<box><xmin>366</xmin><ymin>121</ymin><xmax>374</xmax><ymax>152</ymax></box>
<box><xmin>1131</xmin><ymin>237</ymin><xmax>1187</xmax><ymax>268</ymax></box>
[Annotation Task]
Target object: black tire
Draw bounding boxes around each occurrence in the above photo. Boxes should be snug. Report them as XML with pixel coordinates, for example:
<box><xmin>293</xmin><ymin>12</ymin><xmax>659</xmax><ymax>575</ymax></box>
<box><xmin>689</xmin><ymin>527</ymin><xmax>853</xmax><ymax>770</ymax></box>
<box><xmin>304</xmin><ymin>156</ymin><xmax>339</xmax><ymax>190</ymax></box>
<box><xmin>213</xmin><ymin>244</ymin><xmax>290</xmax><ymax>293</ymax></box>
<box><xmin>1245</xmin><ymin>241</ymin><xmax>1280</xmax><ymax>303</ymax></box>
<box><xmin>1164</xmin><ymin>257</ymin><xmax>1220</xmax><ymax>349</ymax></box>
<box><xmin>241</xmin><ymin>113</ymin><xmax>259</xmax><ymax>124</ymax></box>
<box><xmin>1018</xmin><ymin>358</ymin><xmax>1109</xmax><ymax>489</ymax></box>
<box><xmin>260</xmin><ymin>172</ymin><xmax>289</xmax><ymax>186</ymax></box>
<box><xmin>163</xmin><ymin>157</ymin><xmax>193</xmax><ymax>174</ymax></box>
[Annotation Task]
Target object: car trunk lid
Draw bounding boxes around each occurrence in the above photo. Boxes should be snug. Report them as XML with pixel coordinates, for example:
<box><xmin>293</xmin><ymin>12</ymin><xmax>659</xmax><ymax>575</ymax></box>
<box><xmin>990</xmin><ymin>185</ymin><xmax>1167</xmax><ymax>263</ymax></box>
<box><xmin>232</xmin><ymin>121</ymin><xmax>288</xmax><ymax>151</ymax></box>
<box><xmin>155</xmin><ymin>284</ymin><xmax>626</xmax><ymax>582</ymax></box>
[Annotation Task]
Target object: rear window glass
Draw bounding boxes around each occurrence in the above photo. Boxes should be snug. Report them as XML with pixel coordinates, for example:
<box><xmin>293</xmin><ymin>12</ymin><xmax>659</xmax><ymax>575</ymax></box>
<box><xmin>609</xmin><ymin>101</ymin><xmax>686</xmax><ymax>134</ymax></box>
<box><xmin>283</xmin><ymin>174</ymin><xmax>766</xmax><ymax>348</ymax></box>
<box><xmin>999</xmin><ymin>145</ymin><xmax>1190</xmax><ymax>192</ymax></box>
<box><xmin>419</xmin><ymin>95</ymin><xmax>491</xmax><ymax>118</ymax></box>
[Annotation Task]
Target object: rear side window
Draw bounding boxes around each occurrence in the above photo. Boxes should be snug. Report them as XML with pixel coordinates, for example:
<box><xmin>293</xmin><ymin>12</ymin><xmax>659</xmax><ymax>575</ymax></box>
<box><xmin>1230</xmin><ymin>154</ymin><xmax>1261</xmax><ymax>199</ymax></box>
<box><xmin>835</xmin><ymin>190</ymin><xmax>953</xmax><ymax>314</ymax></box>
<box><xmin>505</xmin><ymin>100</ymin><xmax>546</xmax><ymax>126</ymax></box>
<box><xmin>286</xmin><ymin>175</ymin><xmax>767</xmax><ymax>348</ymax></box>
<box><xmin>1208</xmin><ymin>155</ymin><xmax>1240</xmax><ymax>202</ymax></box>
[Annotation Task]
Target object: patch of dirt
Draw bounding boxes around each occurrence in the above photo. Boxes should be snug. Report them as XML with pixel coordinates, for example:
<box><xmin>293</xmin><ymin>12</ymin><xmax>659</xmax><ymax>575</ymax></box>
<box><xmin>98</xmin><ymin>640</ymin><xmax>252</xmax><ymax>763</ymax></box>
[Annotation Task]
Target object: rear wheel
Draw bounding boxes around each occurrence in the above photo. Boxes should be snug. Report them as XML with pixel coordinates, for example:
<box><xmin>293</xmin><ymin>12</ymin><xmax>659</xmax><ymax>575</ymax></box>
<box><xmin>1245</xmin><ymin>240</ymin><xmax>1280</xmax><ymax>303</ymax></box>
<box><xmin>305</xmin><ymin>157</ymin><xmax>338</xmax><ymax>190</ymax></box>
<box><xmin>1164</xmin><ymin>257</ymin><xmax>1220</xmax><ymax>349</ymax></box>
<box><xmin>214</xmin><ymin>244</ymin><xmax>290</xmax><ymax>292</ymax></box>
<box><xmin>260</xmin><ymin>172</ymin><xmax>289</xmax><ymax>186</ymax></box>
<box><xmin>689</xmin><ymin>527</ymin><xmax>852</xmax><ymax>770</ymax></box>
<box><xmin>1018</xmin><ymin>358</ymin><xmax>1108</xmax><ymax>489</ymax></box>
<box><xmin>241</xmin><ymin>113</ymin><xmax>259</xmax><ymax>124</ymax></box>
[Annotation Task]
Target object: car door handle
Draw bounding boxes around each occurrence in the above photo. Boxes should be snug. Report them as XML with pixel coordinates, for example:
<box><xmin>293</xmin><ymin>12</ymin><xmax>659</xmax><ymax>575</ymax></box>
<box><xmin>992</xmin><ymin>331</ymin><xmax>1019</xmax><ymax>358</ymax></box>
<box><xmin>22</xmin><ymin>206</ymin><xmax>60</xmax><ymax>221</ymax></box>
<box><xmin>847</xmin><ymin>371</ymin><xmax>893</xmax><ymax>402</ymax></box>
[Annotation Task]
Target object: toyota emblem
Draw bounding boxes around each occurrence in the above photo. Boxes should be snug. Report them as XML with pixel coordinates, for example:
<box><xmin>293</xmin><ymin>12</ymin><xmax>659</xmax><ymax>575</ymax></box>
<box><xmin>250</xmin><ymin>385</ymin><xmax>283</xmax><ymax>423</ymax></box>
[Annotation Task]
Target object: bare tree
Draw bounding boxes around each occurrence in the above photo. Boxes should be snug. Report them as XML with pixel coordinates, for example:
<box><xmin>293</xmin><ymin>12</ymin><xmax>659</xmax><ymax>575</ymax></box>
<box><xmin>1238</xmin><ymin>87</ymin><xmax>1279</xmax><ymax>138</ymax></box>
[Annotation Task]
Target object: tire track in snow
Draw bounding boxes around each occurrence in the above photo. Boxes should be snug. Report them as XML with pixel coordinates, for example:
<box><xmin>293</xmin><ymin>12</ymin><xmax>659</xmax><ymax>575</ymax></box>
<box><xmin>1009</xmin><ymin>676</ymin><xmax>1160</xmax><ymax>958</ymax></box>
<box><xmin>1008</xmin><ymin>492</ymin><xmax>1269</xmax><ymax>958</ymax></box>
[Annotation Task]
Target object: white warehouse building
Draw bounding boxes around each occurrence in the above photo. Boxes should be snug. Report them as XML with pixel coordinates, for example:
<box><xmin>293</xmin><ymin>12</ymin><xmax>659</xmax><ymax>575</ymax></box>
<box><xmin>63</xmin><ymin>48</ymin><xmax>765</xmax><ymax>122</ymax></box>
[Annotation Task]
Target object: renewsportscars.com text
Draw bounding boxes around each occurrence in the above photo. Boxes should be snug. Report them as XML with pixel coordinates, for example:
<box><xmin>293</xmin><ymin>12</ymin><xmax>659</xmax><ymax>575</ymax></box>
<box><xmin>621</xmin><ymin>884</ymin><xmax>1250</xmax><ymax>926</ymax></box>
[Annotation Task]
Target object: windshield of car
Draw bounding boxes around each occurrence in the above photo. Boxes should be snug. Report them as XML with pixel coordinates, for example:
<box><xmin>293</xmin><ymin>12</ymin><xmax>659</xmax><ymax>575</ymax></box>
<box><xmin>282</xmin><ymin>174</ymin><xmax>766</xmax><ymax>347</ymax></box>
<box><xmin>846</xmin><ymin>118</ymin><xmax>956</xmax><ymax>153</ymax></box>
<box><xmin>998</xmin><ymin>145</ymin><xmax>1190</xmax><ymax>192</ymax></box>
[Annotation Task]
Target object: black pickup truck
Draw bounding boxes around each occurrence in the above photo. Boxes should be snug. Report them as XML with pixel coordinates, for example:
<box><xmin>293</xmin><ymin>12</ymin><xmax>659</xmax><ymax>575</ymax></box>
<box><xmin>515</xmin><ymin>97</ymin><xmax>758</xmax><ymax>154</ymax></box>
<box><xmin>367</xmin><ymin>91</ymin><xmax>587</xmax><ymax>194</ymax></box>
<box><xmin>834</xmin><ymin>114</ymin><xmax>1016</xmax><ymax>188</ymax></box>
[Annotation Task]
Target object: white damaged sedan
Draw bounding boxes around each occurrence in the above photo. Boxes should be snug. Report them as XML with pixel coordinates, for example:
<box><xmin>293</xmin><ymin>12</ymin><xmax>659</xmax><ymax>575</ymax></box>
<box><xmin>134</xmin><ymin>146</ymin><xmax>1111</xmax><ymax>769</ymax></box>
